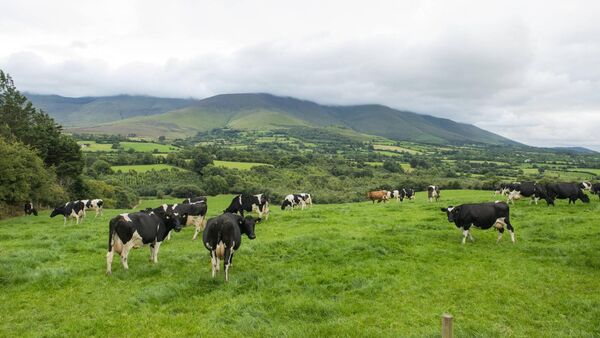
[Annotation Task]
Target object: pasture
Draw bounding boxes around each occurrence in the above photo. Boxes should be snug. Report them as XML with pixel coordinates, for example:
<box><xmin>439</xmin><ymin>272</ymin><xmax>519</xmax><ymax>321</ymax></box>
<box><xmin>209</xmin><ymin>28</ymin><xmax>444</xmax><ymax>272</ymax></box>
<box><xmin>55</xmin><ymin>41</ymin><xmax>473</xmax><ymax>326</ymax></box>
<box><xmin>111</xmin><ymin>164</ymin><xmax>185</xmax><ymax>173</ymax></box>
<box><xmin>77</xmin><ymin>141</ymin><xmax>180</xmax><ymax>153</ymax></box>
<box><xmin>1</xmin><ymin>191</ymin><xmax>599</xmax><ymax>336</ymax></box>
<box><xmin>214</xmin><ymin>160</ymin><xmax>272</xmax><ymax>170</ymax></box>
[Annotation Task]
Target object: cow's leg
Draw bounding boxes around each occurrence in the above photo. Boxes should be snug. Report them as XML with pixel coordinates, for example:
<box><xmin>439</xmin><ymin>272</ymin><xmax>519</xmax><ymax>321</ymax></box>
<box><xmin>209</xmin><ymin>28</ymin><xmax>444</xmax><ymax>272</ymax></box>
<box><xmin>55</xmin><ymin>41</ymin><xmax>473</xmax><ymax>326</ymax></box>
<box><xmin>462</xmin><ymin>228</ymin><xmax>470</xmax><ymax>244</ymax></box>
<box><xmin>152</xmin><ymin>241</ymin><xmax>162</xmax><ymax>263</ymax></box>
<box><xmin>120</xmin><ymin>242</ymin><xmax>133</xmax><ymax>271</ymax></box>
<box><xmin>505</xmin><ymin>217</ymin><xmax>516</xmax><ymax>243</ymax></box>
<box><xmin>166</xmin><ymin>231</ymin><xmax>171</xmax><ymax>241</ymax></box>
<box><xmin>210</xmin><ymin>250</ymin><xmax>217</xmax><ymax>278</ymax></box>
<box><xmin>106</xmin><ymin>247</ymin><xmax>115</xmax><ymax>275</ymax></box>
<box><xmin>497</xmin><ymin>227</ymin><xmax>504</xmax><ymax>243</ymax></box>
<box><xmin>63</xmin><ymin>216</ymin><xmax>67</xmax><ymax>225</ymax></box>
<box><xmin>149</xmin><ymin>243</ymin><xmax>155</xmax><ymax>261</ymax></box>
<box><xmin>192</xmin><ymin>217</ymin><xmax>204</xmax><ymax>240</ymax></box>
<box><xmin>224</xmin><ymin>245</ymin><xmax>232</xmax><ymax>282</ymax></box>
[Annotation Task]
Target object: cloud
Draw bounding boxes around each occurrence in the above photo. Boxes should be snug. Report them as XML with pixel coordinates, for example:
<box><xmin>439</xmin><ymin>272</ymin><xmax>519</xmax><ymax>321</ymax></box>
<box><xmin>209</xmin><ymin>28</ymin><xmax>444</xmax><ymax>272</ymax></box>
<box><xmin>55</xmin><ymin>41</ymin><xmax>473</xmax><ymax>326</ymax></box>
<box><xmin>1</xmin><ymin>0</ymin><xmax>600</xmax><ymax>150</ymax></box>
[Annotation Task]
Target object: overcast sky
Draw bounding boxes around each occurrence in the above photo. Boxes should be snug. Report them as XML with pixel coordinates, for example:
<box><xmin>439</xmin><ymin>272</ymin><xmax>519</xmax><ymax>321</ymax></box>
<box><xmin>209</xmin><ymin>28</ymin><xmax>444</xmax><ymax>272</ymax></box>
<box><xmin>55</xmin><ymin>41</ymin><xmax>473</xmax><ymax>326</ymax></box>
<box><xmin>1</xmin><ymin>1</ymin><xmax>599</xmax><ymax>150</ymax></box>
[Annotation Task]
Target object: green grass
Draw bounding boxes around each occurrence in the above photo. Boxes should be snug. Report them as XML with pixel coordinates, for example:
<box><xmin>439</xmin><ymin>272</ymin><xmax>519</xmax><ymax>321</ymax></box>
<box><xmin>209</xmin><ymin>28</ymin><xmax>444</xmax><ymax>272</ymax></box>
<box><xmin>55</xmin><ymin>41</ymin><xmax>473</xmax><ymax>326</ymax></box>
<box><xmin>214</xmin><ymin>160</ymin><xmax>272</xmax><ymax>170</ymax></box>
<box><xmin>119</xmin><ymin>142</ymin><xmax>180</xmax><ymax>153</ymax></box>
<box><xmin>373</xmin><ymin>144</ymin><xmax>422</xmax><ymax>154</ymax></box>
<box><xmin>112</xmin><ymin>164</ymin><xmax>185</xmax><ymax>173</ymax></box>
<box><xmin>1</xmin><ymin>191</ymin><xmax>599</xmax><ymax>336</ymax></box>
<box><xmin>78</xmin><ymin>141</ymin><xmax>180</xmax><ymax>153</ymax></box>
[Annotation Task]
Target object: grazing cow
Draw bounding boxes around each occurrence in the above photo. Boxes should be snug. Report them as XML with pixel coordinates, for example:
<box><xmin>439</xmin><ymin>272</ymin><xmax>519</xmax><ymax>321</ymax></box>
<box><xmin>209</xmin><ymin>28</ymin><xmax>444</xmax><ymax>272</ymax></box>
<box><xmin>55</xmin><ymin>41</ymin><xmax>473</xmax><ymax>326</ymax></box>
<box><xmin>182</xmin><ymin>196</ymin><xmax>207</xmax><ymax>204</ymax></box>
<box><xmin>391</xmin><ymin>190</ymin><xmax>402</xmax><ymax>202</ymax></box>
<box><xmin>546</xmin><ymin>183</ymin><xmax>590</xmax><ymax>205</ymax></box>
<box><xmin>174</xmin><ymin>202</ymin><xmax>208</xmax><ymax>240</ymax></box>
<box><xmin>441</xmin><ymin>201</ymin><xmax>515</xmax><ymax>244</ymax></box>
<box><xmin>498</xmin><ymin>183</ymin><xmax>520</xmax><ymax>196</ymax></box>
<box><xmin>83</xmin><ymin>199</ymin><xmax>104</xmax><ymax>219</ymax></box>
<box><xmin>106</xmin><ymin>207</ymin><xmax>182</xmax><ymax>275</ymax></box>
<box><xmin>299</xmin><ymin>193</ymin><xmax>313</xmax><ymax>207</ymax></box>
<box><xmin>506</xmin><ymin>182</ymin><xmax>551</xmax><ymax>205</ymax></box>
<box><xmin>50</xmin><ymin>201</ymin><xmax>85</xmax><ymax>225</ymax></box>
<box><xmin>578</xmin><ymin>182</ymin><xmax>592</xmax><ymax>192</ymax></box>
<box><xmin>427</xmin><ymin>185</ymin><xmax>440</xmax><ymax>202</ymax></box>
<box><xmin>224</xmin><ymin>194</ymin><xmax>270</xmax><ymax>219</ymax></box>
<box><xmin>281</xmin><ymin>194</ymin><xmax>306</xmax><ymax>210</ymax></box>
<box><xmin>591</xmin><ymin>183</ymin><xmax>600</xmax><ymax>200</ymax></box>
<box><xmin>202</xmin><ymin>213</ymin><xmax>259</xmax><ymax>281</ymax></box>
<box><xmin>367</xmin><ymin>190</ymin><xmax>389</xmax><ymax>203</ymax></box>
<box><xmin>24</xmin><ymin>202</ymin><xmax>38</xmax><ymax>216</ymax></box>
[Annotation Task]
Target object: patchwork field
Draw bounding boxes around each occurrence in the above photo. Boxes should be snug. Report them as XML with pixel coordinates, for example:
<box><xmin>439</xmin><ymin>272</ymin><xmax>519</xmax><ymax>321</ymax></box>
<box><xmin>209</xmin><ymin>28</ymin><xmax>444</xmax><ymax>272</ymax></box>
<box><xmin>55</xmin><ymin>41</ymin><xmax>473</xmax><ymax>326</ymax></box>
<box><xmin>214</xmin><ymin>160</ymin><xmax>272</xmax><ymax>170</ymax></box>
<box><xmin>78</xmin><ymin>141</ymin><xmax>180</xmax><ymax>153</ymax></box>
<box><xmin>1</xmin><ymin>191</ymin><xmax>599</xmax><ymax>336</ymax></box>
<box><xmin>111</xmin><ymin>164</ymin><xmax>185</xmax><ymax>173</ymax></box>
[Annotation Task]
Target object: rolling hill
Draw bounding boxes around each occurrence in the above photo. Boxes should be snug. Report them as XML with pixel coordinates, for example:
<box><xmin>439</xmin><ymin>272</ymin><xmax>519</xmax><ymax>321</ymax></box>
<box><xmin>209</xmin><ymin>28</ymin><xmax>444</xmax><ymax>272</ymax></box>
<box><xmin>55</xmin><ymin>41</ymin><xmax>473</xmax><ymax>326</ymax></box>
<box><xmin>28</xmin><ymin>93</ymin><xmax>518</xmax><ymax>145</ymax></box>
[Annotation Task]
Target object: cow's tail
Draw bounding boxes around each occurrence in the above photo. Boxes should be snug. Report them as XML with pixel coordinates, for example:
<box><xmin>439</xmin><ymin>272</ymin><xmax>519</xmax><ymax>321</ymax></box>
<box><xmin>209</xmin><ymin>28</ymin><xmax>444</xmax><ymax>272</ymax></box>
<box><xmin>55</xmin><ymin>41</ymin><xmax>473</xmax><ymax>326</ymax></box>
<box><xmin>108</xmin><ymin>217</ymin><xmax>119</xmax><ymax>252</ymax></box>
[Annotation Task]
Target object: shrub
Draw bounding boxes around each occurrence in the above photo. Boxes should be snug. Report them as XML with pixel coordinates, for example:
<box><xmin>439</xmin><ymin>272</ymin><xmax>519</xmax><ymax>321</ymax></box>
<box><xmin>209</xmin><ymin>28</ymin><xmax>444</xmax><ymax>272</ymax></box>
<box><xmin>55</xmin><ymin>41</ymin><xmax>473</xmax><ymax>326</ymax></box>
<box><xmin>172</xmin><ymin>185</ymin><xmax>205</xmax><ymax>198</ymax></box>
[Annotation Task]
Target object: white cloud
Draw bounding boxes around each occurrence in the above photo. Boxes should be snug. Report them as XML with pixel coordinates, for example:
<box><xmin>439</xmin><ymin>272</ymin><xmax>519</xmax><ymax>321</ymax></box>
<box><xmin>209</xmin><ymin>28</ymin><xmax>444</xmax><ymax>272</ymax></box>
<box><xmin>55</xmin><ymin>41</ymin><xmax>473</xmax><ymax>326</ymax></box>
<box><xmin>1</xmin><ymin>0</ymin><xmax>599</xmax><ymax>150</ymax></box>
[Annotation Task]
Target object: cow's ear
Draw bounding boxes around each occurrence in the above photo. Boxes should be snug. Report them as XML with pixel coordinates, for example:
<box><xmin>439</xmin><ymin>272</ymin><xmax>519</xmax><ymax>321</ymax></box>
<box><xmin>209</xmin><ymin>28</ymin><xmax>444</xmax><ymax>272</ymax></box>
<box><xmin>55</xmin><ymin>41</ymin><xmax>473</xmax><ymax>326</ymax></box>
<box><xmin>440</xmin><ymin>208</ymin><xmax>447</xmax><ymax>212</ymax></box>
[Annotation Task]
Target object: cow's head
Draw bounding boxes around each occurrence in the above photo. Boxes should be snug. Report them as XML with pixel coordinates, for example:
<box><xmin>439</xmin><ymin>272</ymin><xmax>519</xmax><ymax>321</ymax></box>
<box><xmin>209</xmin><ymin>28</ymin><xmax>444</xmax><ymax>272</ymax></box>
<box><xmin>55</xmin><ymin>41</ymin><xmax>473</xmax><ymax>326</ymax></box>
<box><xmin>281</xmin><ymin>199</ymin><xmax>292</xmax><ymax>210</ymax></box>
<box><xmin>50</xmin><ymin>206</ymin><xmax>64</xmax><ymax>218</ymax></box>
<box><xmin>580</xmin><ymin>192</ymin><xmax>590</xmax><ymax>203</ymax></box>
<box><xmin>157</xmin><ymin>208</ymin><xmax>182</xmax><ymax>232</ymax></box>
<box><xmin>239</xmin><ymin>216</ymin><xmax>259</xmax><ymax>239</ymax></box>
<box><xmin>440</xmin><ymin>206</ymin><xmax>459</xmax><ymax>222</ymax></box>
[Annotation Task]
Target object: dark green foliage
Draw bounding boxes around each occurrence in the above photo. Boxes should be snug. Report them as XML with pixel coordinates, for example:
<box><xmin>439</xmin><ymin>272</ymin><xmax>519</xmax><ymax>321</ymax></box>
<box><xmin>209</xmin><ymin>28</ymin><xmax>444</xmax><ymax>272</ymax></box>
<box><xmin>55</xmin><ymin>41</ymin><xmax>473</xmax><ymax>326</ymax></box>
<box><xmin>172</xmin><ymin>185</ymin><xmax>205</xmax><ymax>198</ymax></box>
<box><xmin>114</xmin><ymin>186</ymin><xmax>139</xmax><ymax>209</ymax></box>
<box><xmin>91</xmin><ymin>160</ymin><xmax>113</xmax><ymax>175</ymax></box>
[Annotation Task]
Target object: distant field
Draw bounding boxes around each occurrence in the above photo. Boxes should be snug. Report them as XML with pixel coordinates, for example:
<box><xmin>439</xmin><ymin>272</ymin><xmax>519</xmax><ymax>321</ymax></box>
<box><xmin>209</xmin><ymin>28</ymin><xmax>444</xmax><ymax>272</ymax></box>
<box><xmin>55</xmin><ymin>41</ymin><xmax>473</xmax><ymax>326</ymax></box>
<box><xmin>569</xmin><ymin>168</ymin><xmax>600</xmax><ymax>176</ymax></box>
<box><xmin>78</xmin><ymin>141</ymin><xmax>180</xmax><ymax>153</ymax></box>
<box><xmin>1</xmin><ymin>191</ymin><xmax>599</xmax><ymax>336</ymax></box>
<box><xmin>112</xmin><ymin>164</ymin><xmax>184</xmax><ymax>172</ymax></box>
<box><xmin>373</xmin><ymin>144</ymin><xmax>421</xmax><ymax>154</ymax></box>
<box><xmin>214</xmin><ymin>160</ymin><xmax>272</xmax><ymax>170</ymax></box>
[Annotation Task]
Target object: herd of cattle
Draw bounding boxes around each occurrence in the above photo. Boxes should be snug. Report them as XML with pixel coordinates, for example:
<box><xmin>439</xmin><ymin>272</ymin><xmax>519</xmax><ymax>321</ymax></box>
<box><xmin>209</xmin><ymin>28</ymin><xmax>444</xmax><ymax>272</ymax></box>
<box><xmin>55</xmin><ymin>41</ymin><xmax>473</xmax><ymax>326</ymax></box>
<box><xmin>24</xmin><ymin>180</ymin><xmax>597</xmax><ymax>281</ymax></box>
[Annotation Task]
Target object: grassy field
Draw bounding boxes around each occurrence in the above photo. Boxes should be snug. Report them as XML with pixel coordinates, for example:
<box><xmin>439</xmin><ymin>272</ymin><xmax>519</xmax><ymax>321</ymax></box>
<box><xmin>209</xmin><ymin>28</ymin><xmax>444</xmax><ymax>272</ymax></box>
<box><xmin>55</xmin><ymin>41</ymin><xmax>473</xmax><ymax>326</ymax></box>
<box><xmin>78</xmin><ymin>141</ymin><xmax>180</xmax><ymax>153</ymax></box>
<box><xmin>1</xmin><ymin>191</ymin><xmax>599</xmax><ymax>336</ymax></box>
<box><xmin>214</xmin><ymin>160</ymin><xmax>272</xmax><ymax>170</ymax></box>
<box><xmin>112</xmin><ymin>164</ymin><xmax>184</xmax><ymax>173</ymax></box>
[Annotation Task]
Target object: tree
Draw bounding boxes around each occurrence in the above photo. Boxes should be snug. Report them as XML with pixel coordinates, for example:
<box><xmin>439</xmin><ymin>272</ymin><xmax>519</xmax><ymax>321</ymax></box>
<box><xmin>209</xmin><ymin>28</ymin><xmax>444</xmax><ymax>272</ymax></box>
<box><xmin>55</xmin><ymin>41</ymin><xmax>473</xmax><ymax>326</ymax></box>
<box><xmin>190</xmin><ymin>148</ymin><xmax>213</xmax><ymax>175</ymax></box>
<box><xmin>91</xmin><ymin>160</ymin><xmax>114</xmax><ymax>175</ymax></box>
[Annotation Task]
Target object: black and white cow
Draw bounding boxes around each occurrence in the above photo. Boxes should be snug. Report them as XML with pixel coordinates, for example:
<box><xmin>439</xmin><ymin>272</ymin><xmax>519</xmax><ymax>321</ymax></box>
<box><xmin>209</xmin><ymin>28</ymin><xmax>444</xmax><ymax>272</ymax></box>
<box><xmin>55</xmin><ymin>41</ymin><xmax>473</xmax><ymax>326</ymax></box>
<box><xmin>393</xmin><ymin>188</ymin><xmax>415</xmax><ymax>202</ymax></box>
<box><xmin>202</xmin><ymin>213</ymin><xmax>259</xmax><ymax>282</ymax></box>
<box><xmin>497</xmin><ymin>183</ymin><xmax>520</xmax><ymax>196</ymax></box>
<box><xmin>50</xmin><ymin>201</ymin><xmax>85</xmax><ymax>225</ymax></box>
<box><xmin>81</xmin><ymin>199</ymin><xmax>104</xmax><ymax>219</ymax></box>
<box><xmin>546</xmin><ymin>183</ymin><xmax>590</xmax><ymax>205</ymax></box>
<box><xmin>182</xmin><ymin>196</ymin><xmax>207</xmax><ymax>204</ymax></box>
<box><xmin>281</xmin><ymin>194</ymin><xmax>306</xmax><ymax>210</ymax></box>
<box><xmin>441</xmin><ymin>201</ymin><xmax>515</xmax><ymax>244</ymax></box>
<box><xmin>506</xmin><ymin>182</ymin><xmax>551</xmax><ymax>205</ymax></box>
<box><xmin>299</xmin><ymin>193</ymin><xmax>313</xmax><ymax>207</ymax></box>
<box><xmin>427</xmin><ymin>185</ymin><xmax>440</xmax><ymax>202</ymax></box>
<box><xmin>224</xmin><ymin>194</ymin><xmax>269</xmax><ymax>220</ymax></box>
<box><xmin>174</xmin><ymin>202</ymin><xmax>208</xmax><ymax>240</ymax></box>
<box><xmin>24</xmin><ymin>202</ymin><xmax>38</xmax><ymax>216</ymax></box>
<box><xmin>106</xmin><ymin>207</ymin><xmax>182</xmax><ymax>275</ymax></box>
<box><xmin>591</xmin><ymin>183</ymin><xmax>600</xmax><ymax>200</ymax></box>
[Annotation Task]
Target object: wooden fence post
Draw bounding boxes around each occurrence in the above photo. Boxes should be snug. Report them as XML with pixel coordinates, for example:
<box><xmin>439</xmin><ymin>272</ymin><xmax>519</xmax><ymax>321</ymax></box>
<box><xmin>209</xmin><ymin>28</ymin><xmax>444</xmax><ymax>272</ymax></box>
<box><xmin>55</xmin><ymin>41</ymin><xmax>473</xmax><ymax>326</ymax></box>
<box><xmin>442</xmin><ymin>313</ymin><xmax>453</xmax><ymax>338</ymax></box>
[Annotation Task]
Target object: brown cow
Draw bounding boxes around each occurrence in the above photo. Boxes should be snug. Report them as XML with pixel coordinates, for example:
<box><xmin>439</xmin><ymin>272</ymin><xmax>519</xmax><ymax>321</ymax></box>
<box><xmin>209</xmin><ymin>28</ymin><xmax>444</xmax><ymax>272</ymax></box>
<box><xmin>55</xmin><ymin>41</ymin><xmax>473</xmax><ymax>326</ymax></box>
<box><xmin>367</xmin><ymin>190</ymin><xmax>390</xmax><ymax>203</ymax></box>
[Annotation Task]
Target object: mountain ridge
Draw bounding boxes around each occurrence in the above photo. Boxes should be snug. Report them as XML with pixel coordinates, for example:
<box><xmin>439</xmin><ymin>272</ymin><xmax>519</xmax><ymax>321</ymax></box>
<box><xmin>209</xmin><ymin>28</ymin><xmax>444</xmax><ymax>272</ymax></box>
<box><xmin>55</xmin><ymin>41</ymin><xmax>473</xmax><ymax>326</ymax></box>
<box><xmin>27</xmin><ymin>92</ymin><xmax>519</xmax><ymax>145</ymax></box>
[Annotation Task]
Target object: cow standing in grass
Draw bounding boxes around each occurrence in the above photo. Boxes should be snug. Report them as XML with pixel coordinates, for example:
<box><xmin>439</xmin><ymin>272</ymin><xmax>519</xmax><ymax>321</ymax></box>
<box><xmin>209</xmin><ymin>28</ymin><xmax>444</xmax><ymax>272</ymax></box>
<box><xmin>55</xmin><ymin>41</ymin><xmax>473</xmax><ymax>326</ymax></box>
<box><xmin>106</xmin><ymin>207</ymin><xmax>181</xmax><ymax>275</ymax></box>
<box><xmin>299</xmin><ymin>193</ymin><xmax>313</xmax><ymax>207</ymax></box>
<box><xmin>50</xmin><ymin>201</ymin><xmax>85</xmax><ymax>225</ymax></box>
<box><xmin>546</xmin><ymin>183</ymin><xmax>590</xmax><ymax>205</ymax></box>
<box><xmin>202</xmin><ymin>213</ymin><xmax>259</xmax><ymax>282</ymax></box>
<box><xmin>367</xmin><ymin>190</ymin><xmax>389</xmax><ymax>203</ymax></box>
<box><xmin>81</xmin><ymin>199</ymin><xmax>104</xmax><ymax>219</ymax></box>
<box><xmin>281</xmin><ymin>194</ymin><xmax>307</xmax><ymax>210</ymax></box>
<box><xmin>427</xmin><ymin>185</ymin><xmax>440</xmax><ymax>202</ymax></box>
<box><xmin>224</xmin><ymin>194</ymin><xmax>269</xmax><ymax>220</ymax></box>
<box><xmin>441</xmin><ymin>201</ymin><xmax>515</xmax><ymax>244</ymax></box>
<box><xmin>24</xmin><ymin>202</ymin><xmax>37</xmax><ymax>216</ymax></box>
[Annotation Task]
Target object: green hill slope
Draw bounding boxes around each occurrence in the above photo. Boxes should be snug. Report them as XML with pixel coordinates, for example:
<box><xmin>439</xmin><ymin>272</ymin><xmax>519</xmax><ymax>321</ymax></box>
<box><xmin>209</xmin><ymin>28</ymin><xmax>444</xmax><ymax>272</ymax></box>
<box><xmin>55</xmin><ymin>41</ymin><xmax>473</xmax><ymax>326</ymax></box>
<box><xmin>31</xmin><ymin>92</ymin><xmax>518</xmax><ymax>145</ymax></box>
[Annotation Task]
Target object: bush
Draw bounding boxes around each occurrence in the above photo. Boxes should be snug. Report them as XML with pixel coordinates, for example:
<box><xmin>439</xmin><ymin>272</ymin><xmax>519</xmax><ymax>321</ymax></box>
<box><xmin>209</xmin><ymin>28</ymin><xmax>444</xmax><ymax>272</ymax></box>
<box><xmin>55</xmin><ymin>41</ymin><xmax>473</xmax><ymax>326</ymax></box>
<box><xmin>172</xmin><ymin>185</ymin><xmax>205</xmax><ymax>198</ymax></box>
<box><xmin>114</xmin><ymin>186</ymin><xmax>139</xmax><ymax>209</ymax></box>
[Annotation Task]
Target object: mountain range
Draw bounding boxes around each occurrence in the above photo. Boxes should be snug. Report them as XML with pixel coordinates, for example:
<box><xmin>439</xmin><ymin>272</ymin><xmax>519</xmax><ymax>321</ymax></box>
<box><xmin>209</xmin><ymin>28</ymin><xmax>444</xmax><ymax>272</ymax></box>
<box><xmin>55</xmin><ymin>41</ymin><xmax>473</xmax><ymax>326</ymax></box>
<box><xmin>27</xmin><ymin>93</ymin><xmax>518</xmax><ymax>145</ymax></box>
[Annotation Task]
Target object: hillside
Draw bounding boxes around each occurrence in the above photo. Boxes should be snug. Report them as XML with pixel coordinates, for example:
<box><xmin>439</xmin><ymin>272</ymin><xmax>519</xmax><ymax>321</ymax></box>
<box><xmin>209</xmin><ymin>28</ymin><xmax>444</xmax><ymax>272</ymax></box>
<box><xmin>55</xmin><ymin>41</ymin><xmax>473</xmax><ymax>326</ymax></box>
<box><xmin>30</xmin><ymin>93</ymin><xmax>518</xmax><ymax>145</ymax></box>
<box><xmin>26</xmin><ymin>94</ymin><xmax>194</xmax><ymax>127</ymax></box>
